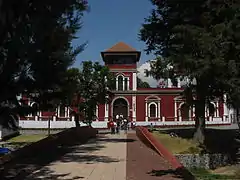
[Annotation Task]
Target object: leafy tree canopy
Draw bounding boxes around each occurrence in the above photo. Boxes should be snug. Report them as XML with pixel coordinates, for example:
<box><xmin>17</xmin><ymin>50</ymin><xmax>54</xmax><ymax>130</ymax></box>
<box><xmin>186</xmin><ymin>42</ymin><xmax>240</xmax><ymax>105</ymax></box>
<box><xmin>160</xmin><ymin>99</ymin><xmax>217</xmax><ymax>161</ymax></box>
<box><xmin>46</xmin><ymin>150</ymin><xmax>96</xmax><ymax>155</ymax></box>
<box><xmin>59</xmin><ymin>62</ymin><xmax>115</xmax><ymax>126</ymax></box>
<box><xmin>140</xmin><ymin>0</ymin><xmax>240</xmax><ymax>144</ymax></box>
<box><xmin>0</xmin><ymin>0</ymin><xmax>88</xmax><ymax>127</ymax></box>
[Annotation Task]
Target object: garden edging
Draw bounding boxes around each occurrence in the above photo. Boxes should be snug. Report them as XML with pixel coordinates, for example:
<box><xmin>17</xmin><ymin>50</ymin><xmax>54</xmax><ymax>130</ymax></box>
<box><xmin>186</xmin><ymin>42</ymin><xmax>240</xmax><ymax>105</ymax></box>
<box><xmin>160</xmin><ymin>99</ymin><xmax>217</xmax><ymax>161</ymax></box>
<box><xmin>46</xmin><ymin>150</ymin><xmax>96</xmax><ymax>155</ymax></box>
<box><xmin>136</xmin><ymin>126</ymin><xmax>195</xmax><ymax>179</ymax></box>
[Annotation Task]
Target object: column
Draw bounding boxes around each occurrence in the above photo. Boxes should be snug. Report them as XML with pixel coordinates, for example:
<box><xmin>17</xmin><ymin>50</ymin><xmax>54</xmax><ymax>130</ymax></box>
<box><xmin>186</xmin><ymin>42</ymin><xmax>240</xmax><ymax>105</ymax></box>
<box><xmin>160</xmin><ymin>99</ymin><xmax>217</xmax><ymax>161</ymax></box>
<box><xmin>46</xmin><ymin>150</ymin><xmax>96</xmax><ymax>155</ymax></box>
<box><xmin>57</xmin><ymin>106</ymin><xmax>60</xmax><ymax>117</ymax></box>
<box><xmin>174</xmin><ymin>101</ymin><xmax>177</xmax><ymax>121</ymax></box>
<box><xmin>205</xmin><ymin>107</ymin><xmax>208</xmax><ymax>118</ymax></box>
<box><xmin>132</xmin><ymin>72</ymin><xmax>137</xmax><ymax>91</ymax></box>
<box><xmin>39</xmin><ymin>111</ymin><xmax>42</xmax><ymax>121</ymax></box>
<box><xmin>145</xmin><ymin>101</ymin><xmax>148</xmax><ymax>121</ymax></box>
<box><xmin>216</xmin><ymin>102</ymin><xmax>219</xmax><ymax>117</ymax></box>
<box><xmin>104</xmin><ymin>103</ymin><xmax>109</xmax><ymax>121</ymax></box>
<box><xmin>65</xmin><ymin>107</ymin><xmax>68</xmax><ymax>117</ymax></box>
<box><xmin>192</xmin><ymin>106</ymin><xmax>195</xmax><ymax>117</ymax></box>
<box><xmin>127</xmin><ymin>78</ymin><xmax>130</xmax><ymax>90</ymax></box>
<box><xmin>67</xmin><ymin>107</ymin><xmax>70</xmax><ymax>117</ymax></box>
<box><xmin>116</xmin><ymin>78</ymin><xmax>118</xmax><ymax>90</ymax></box>
<box><xmin>167</xmin><ymin>78</ymin><xmax>172</xmax><ymax>88</ymax></box>
<box><xmin>132</xmin><ymin>96</ymin><xmax>136</xmax><ymax>121</ymax></box>
<box><xmin>177</xmin><ymin>78</ymin><xmax>181</xmax><ymax>88</ymax></box>
<box><xmin>96</xmin><ymin>105</ymin><xmax>99</xmax><ymax>121</ymax></box>
<box><xmin>158</xmin><ymin>101</ymin><xmax>161</xmax><ymax>121</ymax></box>
<box><xmin>223</xmin><ymin>94</ymin><xmax>228</xmax><ymax>121</ymax></box>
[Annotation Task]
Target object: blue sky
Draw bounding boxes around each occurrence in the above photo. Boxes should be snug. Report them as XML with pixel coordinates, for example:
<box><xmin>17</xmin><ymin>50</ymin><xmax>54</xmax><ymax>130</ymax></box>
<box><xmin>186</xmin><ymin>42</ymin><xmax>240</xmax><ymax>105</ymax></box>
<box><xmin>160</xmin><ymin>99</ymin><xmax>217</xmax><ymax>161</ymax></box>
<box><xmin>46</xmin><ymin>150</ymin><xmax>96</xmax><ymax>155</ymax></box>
<box><xmin>72</xmin><ymin>0</ymin><xmax>155</xmax><ymax>67</ymax></box>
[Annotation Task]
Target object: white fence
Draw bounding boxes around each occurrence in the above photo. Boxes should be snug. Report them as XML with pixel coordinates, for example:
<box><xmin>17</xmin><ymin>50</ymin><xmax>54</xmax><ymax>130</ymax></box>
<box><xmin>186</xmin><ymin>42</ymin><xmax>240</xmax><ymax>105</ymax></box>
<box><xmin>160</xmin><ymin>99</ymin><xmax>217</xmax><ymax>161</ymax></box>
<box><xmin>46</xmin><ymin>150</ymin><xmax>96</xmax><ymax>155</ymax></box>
<box><xmin>19</xmin><ymin>117</ymin><xmax>231</xmax><ymax>129</ymax></box>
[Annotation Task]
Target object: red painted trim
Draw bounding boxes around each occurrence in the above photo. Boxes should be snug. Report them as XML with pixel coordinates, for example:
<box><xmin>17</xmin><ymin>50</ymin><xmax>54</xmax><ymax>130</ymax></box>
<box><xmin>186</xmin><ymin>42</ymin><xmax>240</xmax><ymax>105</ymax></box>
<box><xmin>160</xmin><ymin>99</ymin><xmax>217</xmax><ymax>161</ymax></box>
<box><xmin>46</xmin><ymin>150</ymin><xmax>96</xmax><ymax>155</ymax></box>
<box><xmin>136</xmin><ymin>126</ymin><xmax>195</xmax><ymax>179</ymax></box>
<box><xmin>136</xmin><ymin>126</ymin><xmax>183</xmax><ymax>169</ymax></box>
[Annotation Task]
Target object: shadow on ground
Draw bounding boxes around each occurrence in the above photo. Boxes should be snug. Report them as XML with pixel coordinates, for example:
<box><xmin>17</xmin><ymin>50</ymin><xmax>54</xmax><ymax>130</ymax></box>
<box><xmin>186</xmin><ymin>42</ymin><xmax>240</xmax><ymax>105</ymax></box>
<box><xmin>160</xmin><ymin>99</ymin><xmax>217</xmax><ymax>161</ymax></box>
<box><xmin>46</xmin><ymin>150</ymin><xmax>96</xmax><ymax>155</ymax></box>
<box><xmin>158</xmin><ymin>128</ymin><xmax>237</xmax><ymax>154</ymax></box>
<box><xmin>148</xmin><ymin>167</ymin><xmax>195</xmax><ymax>180</ymax></box>
<box><xmin>98</xmin><ymin>137</ymin><xmax>135</xmax><ymax>143</ymax></box>
<box><xmin>0</xmin><ymin>135</ymin><xmax>120</xmax><ymax>180</ymax></box>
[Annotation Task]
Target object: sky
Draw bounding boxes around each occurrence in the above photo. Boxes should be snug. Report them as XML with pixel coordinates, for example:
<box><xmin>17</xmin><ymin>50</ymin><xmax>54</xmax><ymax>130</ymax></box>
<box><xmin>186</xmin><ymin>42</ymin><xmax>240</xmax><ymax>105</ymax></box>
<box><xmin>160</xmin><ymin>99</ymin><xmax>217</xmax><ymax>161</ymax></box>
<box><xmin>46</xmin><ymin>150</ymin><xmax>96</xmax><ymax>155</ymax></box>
<box><xmin>72</xmin><ymin>0</ymin><xmax>157</xmax><ymax>86</ymax></box>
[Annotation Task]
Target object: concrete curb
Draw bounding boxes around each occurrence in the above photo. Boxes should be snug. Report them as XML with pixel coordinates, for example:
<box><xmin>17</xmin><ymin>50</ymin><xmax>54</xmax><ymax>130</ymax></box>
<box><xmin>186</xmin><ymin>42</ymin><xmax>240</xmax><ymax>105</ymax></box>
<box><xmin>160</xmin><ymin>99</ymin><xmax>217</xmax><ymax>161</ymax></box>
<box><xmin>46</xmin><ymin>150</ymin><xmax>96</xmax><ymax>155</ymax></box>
<box><xmin>136</xmin><ymin>126</ymin><xmax>196</xmax><ymax>180</ymax></box>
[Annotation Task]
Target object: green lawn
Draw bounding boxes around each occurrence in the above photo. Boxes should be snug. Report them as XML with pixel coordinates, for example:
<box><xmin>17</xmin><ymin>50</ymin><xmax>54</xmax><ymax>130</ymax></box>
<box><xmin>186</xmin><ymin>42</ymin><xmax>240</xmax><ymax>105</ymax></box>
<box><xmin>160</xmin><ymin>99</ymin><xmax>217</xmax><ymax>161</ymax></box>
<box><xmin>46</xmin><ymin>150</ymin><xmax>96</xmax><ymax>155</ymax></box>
<box><xmin>6</xmin><ymin>134</ymin><xmax>47</xmax><ymax>148</ymax></box>
<box><xmin>152</xmin><ymin>131</ymin><xmax>201</xmax><ymax>154</ymax></box>
<box><xmin>190</xmin><ymin>167</ymin><xmax>239</xmax><ymax>180</ymax></box>
<box><xmin>152</xmin><ymin>128</ymin><xmax>236</xmax><ymax>154</ymax></box>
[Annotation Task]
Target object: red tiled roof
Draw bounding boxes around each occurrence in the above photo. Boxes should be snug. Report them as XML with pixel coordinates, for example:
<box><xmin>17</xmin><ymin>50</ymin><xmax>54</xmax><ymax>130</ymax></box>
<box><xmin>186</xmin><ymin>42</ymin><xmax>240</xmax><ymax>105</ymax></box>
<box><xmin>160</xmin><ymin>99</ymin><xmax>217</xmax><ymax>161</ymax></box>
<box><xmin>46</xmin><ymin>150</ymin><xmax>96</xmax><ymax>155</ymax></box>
<box><xmin>105</xmin><ymin>42</ymin><xmax>137</xmax><ymax>52</ymax></box>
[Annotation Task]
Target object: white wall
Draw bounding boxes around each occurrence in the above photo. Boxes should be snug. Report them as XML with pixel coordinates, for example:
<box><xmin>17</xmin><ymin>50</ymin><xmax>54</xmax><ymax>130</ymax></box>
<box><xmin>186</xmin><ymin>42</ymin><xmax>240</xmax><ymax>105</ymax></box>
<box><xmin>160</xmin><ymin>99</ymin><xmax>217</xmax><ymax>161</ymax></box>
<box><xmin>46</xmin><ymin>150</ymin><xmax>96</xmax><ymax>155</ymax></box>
<box><xmin>19</xmin><ymin>120</ymin><xmax>108</xmax><ymax>129</ymax></box>
<box><xmin>18</xmin><ymin>118</ymin><xmax>231</xmax><ymax>129</ymax></box>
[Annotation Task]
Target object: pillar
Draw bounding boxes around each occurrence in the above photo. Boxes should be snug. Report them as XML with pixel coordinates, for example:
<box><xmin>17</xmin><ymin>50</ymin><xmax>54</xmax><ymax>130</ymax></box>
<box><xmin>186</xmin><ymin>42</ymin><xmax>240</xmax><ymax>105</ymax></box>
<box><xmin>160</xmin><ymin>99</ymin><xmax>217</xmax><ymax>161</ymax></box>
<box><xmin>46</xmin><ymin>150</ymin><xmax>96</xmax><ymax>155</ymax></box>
<box><xmin>216</xmin><ymin>101</ymin><xmax>219</xmax><ymax>117</ymax></box>
<box><xmin>145</xmin><ymin>101</ymin><xmax>148</xmax><ymax>121</ymax></box>
<box><xmin>104</xmin><ymin>103</ymin><xmax>109</xmax><ymax>121</ymax></box>
<box><xmin>132</xmin><ymin>96</ymin><xmax>136</xmax><ymax>121</ymax></box>
<box><xmin>133</xmin><ymin>72</ymin><xmax>137</xmax><ymax>91</ymax></box>
<box><xmin>177</xmin><ymin>78</ymin><xmax>181</xmax><ymax>88</ymax></box>
<box><xmin>174</xmin><ymin>101</ymin><xmax>177</xmax><ymax>121</ymax></box>
<box><xmin>223</xmin><ymin>94</ymin><xmax>228</xmax><ymax>121</ymax></box>
<box><xmin>158</xmin><ymin>101</ymin><xmax>161</xmax><ymax>121</ymax></box>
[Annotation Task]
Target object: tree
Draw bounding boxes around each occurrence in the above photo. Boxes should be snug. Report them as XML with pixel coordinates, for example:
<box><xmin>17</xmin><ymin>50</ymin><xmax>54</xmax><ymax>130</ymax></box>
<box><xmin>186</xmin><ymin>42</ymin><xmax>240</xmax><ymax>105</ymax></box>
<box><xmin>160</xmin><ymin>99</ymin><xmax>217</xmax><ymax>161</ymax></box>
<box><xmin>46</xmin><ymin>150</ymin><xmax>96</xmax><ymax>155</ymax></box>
<box><xmin>77</xmin><ymin>61</ymin><xmax>114</xmax><ymax>126</ymax></box>
<box><xmin>137</xmin><ymin>77</ymin><xmax>150</xmax><ymax>88</ymax></box>
<box><xmin>0</xmin><ymin>0</ymin><xmax>88</xmax><ymax>127</ymax></box>
<box><xmin>139</xmin><ymin>0</ymin><xmax>240</xmax><ymax>144</ymax></box>
<box><xmin>59</xmin><ymin>62</ymin><xmax>114</xmax><ymax>127</ymax></box>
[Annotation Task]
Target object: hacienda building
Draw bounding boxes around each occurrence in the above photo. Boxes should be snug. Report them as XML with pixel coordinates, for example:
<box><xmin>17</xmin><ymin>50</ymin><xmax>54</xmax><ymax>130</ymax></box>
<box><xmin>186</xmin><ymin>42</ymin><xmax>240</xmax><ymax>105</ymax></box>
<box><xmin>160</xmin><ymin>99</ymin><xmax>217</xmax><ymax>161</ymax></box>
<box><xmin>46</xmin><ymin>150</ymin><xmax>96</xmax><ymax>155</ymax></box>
<box><xmin>18</xmin><ymin>42</ymin><xmax>233</xmax><ymax>129</ymax></box>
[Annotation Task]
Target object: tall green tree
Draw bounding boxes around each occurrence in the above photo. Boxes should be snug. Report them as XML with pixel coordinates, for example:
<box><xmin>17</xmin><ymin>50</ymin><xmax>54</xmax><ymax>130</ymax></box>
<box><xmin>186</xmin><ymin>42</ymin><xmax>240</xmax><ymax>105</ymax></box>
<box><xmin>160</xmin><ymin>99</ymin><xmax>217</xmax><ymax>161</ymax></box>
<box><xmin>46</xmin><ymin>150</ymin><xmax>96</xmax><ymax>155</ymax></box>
<box><xmin>0</xmin><ymin>0</ymin><xmax>88</xmax><ymax>127</ymax></box>
<box><xmin>140</xmin><ymin>0</ymin><xmax>240</xmax><ymax>144</ymax></box>
<box><xmin>59</xmin><ymin>62</ymin><xmax>114</xmax><ymax>127</ymax></box>
<box><xmin>78</xmin><ymin>61</ymin><xmax>114</xmax><ymax>126</ymax></box>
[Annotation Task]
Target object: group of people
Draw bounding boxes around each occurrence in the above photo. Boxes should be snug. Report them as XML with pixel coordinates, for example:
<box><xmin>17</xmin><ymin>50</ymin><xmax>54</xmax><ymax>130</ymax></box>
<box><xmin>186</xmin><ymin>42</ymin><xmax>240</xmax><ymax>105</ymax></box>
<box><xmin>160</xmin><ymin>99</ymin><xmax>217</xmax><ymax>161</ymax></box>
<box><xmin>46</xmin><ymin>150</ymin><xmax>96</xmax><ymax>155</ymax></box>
<box><xmin>107</xmin><ymin>114</ymin><xmax>136</xmax><ymax>134</ymax></box>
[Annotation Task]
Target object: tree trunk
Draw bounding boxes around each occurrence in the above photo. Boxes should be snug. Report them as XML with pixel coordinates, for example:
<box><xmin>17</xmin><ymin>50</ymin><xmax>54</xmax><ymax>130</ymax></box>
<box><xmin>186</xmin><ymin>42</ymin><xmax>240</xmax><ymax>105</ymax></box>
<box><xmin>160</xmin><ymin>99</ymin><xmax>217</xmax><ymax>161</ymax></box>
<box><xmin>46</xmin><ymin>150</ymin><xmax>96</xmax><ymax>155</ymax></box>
<box><xmin>235</xmin><ymin>108</ymin><xmax>240</xmax><ymax>164</ymax></box>
<box><xmin>193</xmin><ymin>90</ymin><xmax>206</xmax><ymax>145</ymax></box>
<box><xmin>74</xmin><ymin>114</ymin><xmax>80</xmax><ymax>127</ymax></box>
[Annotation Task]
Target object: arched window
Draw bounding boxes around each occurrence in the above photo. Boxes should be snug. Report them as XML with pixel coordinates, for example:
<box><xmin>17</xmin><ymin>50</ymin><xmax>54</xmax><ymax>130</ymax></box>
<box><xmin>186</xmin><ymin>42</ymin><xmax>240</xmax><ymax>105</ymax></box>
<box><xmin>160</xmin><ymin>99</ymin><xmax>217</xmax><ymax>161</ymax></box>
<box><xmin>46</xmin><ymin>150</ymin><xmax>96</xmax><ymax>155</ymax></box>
<box><xmin>209</xmin><ymin>103</ymin><xmax>216</xmax><ymax>117</ymax></box>
<box><xmin>124</xmin><ymin>78</ymin><xmax>128</xmax><ymax>90</ymax></box>
<box><xmin>117</xmin><ymin>76</ymin><xmax>124</xmax><ymax>91</ymax></box>
<box><xmin>149</xmin><ymin>103</ymin><xmax>157</xmax><ymax>117</ymax></box>
<box><xmin>180</xmin><ymin>103</ymin><xmax>190</xmax><ymax>120</ymax></box>
<box><xmin>59</xmin><ymin>105</ymin><xmax>65</xmax><ymax>117</ymax></box>
<box><xmin>31</xmin><ymin>103</ymin><xmax>38</xmax><ymax>116</ymax></box>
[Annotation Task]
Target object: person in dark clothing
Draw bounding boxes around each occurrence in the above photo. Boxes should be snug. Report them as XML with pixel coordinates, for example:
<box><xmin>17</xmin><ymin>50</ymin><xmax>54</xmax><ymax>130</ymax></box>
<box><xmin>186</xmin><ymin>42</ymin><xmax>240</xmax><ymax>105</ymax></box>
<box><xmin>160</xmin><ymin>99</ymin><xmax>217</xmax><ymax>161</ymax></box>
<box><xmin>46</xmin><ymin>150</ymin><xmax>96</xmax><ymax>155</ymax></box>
<box><xmin>116</xmin><ymin>119</ymin><xmax>120</xmax><ymax>134</ymax></box>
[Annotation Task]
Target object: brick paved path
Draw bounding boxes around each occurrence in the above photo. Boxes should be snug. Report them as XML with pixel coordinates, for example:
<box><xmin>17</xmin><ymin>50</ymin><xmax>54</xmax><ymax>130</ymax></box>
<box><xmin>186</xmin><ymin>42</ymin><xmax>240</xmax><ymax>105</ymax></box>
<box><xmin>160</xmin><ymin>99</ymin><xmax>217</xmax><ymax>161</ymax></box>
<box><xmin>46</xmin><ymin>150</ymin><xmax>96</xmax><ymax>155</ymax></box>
<box><xmin>0</xmin><ymin>132</ymin><xmax>184</xmax><ymax>180</ymax></box>
<box><xmin>126</xmin><ymin>133</ymin><xmax>184</xmax><ymax>180</ymax></box>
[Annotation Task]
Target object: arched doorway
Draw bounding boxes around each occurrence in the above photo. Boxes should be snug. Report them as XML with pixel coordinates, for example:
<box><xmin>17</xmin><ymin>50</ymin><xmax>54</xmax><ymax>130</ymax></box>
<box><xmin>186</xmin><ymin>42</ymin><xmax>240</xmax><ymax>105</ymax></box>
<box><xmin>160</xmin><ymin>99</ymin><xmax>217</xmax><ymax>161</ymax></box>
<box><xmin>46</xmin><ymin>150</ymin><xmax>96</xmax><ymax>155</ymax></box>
<box><xmin>113</xmin><ymin>98</ymin><xmax>128</xmax><ymax>120</ymax></box>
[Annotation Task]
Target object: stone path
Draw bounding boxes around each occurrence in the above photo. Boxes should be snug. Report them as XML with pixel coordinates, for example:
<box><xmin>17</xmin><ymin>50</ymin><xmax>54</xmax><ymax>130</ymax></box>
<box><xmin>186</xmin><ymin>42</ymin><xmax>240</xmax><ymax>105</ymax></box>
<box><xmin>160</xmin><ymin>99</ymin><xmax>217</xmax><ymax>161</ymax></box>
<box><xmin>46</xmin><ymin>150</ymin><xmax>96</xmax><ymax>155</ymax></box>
<box><xmin>0</xmin><ymin>132</ymin><xmax>184</xmax><ymax>180</ymax></box>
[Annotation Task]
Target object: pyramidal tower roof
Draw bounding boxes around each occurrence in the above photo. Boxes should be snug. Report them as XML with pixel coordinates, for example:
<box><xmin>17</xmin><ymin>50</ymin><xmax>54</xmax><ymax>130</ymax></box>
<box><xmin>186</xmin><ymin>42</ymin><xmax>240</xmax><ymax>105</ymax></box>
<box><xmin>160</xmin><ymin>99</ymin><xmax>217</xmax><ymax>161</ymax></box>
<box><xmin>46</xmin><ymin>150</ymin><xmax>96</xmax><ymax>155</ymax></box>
<box><xmin>104</xmin><ymin>42</ymin><xmax>137</xmax><ymax>52</ymax></box>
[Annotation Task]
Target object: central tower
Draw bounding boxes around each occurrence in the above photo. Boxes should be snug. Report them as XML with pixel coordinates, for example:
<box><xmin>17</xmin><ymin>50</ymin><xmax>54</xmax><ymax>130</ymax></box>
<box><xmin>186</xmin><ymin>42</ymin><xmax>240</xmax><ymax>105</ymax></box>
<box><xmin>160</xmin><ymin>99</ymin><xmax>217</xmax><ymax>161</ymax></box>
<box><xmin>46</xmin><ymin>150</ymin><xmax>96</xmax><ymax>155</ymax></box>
<box><xmin>101</xmin><ymin>42</ymin><xmax>141</xmax><ymax>91</ymax></box>
<box><xmin>101</xmin><ymin>42</ymin><xmax>141</xmax><ymax>122</ymax></box>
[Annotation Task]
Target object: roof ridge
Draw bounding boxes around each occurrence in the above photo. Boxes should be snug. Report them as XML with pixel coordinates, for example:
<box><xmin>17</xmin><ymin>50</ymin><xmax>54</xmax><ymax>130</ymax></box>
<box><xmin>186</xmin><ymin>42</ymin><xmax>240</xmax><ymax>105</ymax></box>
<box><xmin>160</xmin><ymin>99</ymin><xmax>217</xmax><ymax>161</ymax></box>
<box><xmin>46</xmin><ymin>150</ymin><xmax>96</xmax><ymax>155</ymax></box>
<box><xmin>105</xmin><ymin>42</ymin><xmax>137</xmax><ymax>52</ymax></box>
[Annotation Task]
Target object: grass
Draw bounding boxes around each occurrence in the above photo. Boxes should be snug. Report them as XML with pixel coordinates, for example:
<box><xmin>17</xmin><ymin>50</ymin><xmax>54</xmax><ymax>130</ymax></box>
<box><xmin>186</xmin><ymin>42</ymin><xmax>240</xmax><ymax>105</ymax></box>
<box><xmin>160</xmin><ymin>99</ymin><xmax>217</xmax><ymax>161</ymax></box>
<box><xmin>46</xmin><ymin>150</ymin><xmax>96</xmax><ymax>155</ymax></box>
<box><xmin>190</xmin><ymin>168</ymin><xmax>238</xmax><ymax>180</ymax></box>
<box><xmin>190</xmin><ymin>168</ymin><xmax>239</xmax><ymax>180</ymax></box>
<box><xmin>152</xmin><ymin>128</ymin><xmax>237</xmax><ymax>154</ymax></box>
<box><xmin>6</xmin><ymin>134</ymin><xmax>47</xmax><ymax>148</ymax></box>
<box><xmin>152</xmin><ymin>131</ymin><xmax>201</xmax><ymax>154</ymax></box>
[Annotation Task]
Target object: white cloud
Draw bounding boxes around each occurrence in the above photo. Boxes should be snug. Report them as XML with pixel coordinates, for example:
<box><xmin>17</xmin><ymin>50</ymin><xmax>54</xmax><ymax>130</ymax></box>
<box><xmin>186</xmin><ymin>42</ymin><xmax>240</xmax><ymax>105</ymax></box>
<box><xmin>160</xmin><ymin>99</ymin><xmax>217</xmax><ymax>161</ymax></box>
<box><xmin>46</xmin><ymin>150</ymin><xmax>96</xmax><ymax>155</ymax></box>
<box><xmin>137</xmin><ymin>61</ymin><xmax>158</xmax><ymax>87</ymax></box>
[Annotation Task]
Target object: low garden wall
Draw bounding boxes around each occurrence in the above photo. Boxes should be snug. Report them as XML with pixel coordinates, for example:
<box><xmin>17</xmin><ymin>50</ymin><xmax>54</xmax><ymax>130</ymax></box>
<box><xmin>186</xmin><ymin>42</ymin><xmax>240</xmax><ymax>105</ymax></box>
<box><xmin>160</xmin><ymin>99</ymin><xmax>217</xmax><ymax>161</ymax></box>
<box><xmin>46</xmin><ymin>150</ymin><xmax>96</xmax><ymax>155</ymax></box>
<box><xmin>136</xmin><ymin>126</ymin><xmax>195</xmax><ymax>180</ymax></box>
<box><xmin>0</xmin><ymin>126</ymin><xmax>97</xmax><ymax>165</ymax></box>
<box><xmin>176</xmin><ymin>153</ymin><xmax>232</xmax><ymax>170</ymax></box>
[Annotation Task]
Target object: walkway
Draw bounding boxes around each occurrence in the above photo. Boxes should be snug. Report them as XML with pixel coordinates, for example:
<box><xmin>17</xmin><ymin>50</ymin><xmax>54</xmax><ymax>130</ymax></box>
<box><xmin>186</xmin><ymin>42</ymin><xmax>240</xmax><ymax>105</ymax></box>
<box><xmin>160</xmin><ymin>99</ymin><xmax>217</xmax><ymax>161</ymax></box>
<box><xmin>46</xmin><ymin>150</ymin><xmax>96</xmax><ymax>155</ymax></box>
<box><xmin>0</xmin><ymin>132</ymin><xmax>183</xmax><ymax>180</ymax></box>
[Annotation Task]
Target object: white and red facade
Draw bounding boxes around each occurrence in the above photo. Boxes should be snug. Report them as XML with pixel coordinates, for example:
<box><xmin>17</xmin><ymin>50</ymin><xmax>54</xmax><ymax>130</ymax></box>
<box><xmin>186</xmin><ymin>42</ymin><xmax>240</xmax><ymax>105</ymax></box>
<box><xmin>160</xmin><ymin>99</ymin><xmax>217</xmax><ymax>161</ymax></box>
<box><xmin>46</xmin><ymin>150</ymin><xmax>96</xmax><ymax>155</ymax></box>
<box><xmin>19</xmin><ymin>42</ymin><xmax>233</xmax><ymax>129</ymax></box>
